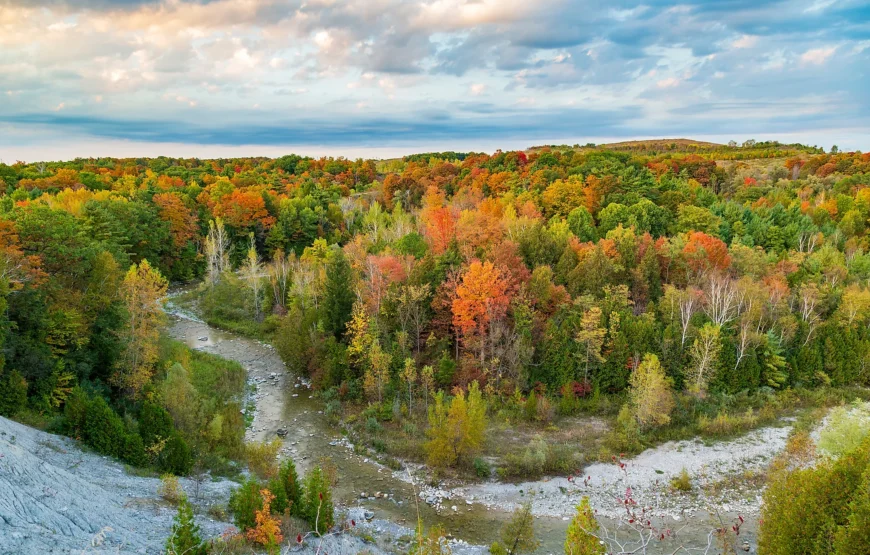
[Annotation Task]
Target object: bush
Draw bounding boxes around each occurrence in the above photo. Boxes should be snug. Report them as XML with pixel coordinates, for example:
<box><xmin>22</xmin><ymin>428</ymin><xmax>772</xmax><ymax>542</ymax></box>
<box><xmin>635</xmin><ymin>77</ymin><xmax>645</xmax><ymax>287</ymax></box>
<box><xmin>62</xmin><ymin>386</ymin><xmax>89</xmax><ymax>434</ymax></box>
<box><xmin>158</xmin><ymin>474</ymin><xmax>183</xmax><ymax>503</ymax></box>
<box><xmin>246</xmin><ymin>439</ymin><xmax>281</xmax><ymax>480</ymax></box>
<box><xmin>499</xmin><ymin>436</ymin><xmax>576</xmax><ymax>479</ymax></box>
<box><xmin>523</xmin><ymin>391</ymin><xmax>538</xmax><ymax>422</ymax></box>
<box><xmin>268</xmin><ymin>476</ymin><xmax>289</xmax><ymax>515</ymax></box>
<box><xmin>670</xmin><ymin>468</ymin><xmax>692</xmax><ymax>492</ymax></box>
<box><xmin>0</xmin><ymin>370</ymin><xmax>28</xmax><ymax>417</ymax></box>
<box><xmin>759</xmin><ymin>436</ymin><xmax>870</xmax><ymax>554</ymax></box>
<box><xmin>608</xmin><ymin>405</ymin><xmax>642</xmax><ymax>453</ymax></box>
<box><xmin>818</xmin><ymin>403</ymin><xmax>870</xmax><ymax>458</ymax></box>
<box><xmin>473</xmin><ymin>457</ymin><xmax>491</xmax><ymax>479</ymax></box>
<box><xmin>83</xmin><ymin>395</ymin><xmax>126</xmax><ymax>458</ymax></box>
<box><xmin>139</xmin><ymin>401</ymin><xmax>175</xmax><ymax>449</ymax></box>
<box><xmin>159</xmin><ymin>434</ymin><xmax>193</xmax><ymax>476</ymax></box>
<box><xmin>697</xmin><ymin>408</ymin><xmax>759</xmax><ymax>437</ymax></box>
<box><xmin>120</xmin><ymin>433</ymin><xmax>147</xmax><ymax>467</ymax></box>
<box><xmin>366</xmin><ymin>416</ymin><xmax>383</xmax><ymax>434</ymax></box>
<box><xmin>229</xmin><ymin>477</ymin><xmax>263</xmax><ymax>532</ymax></box>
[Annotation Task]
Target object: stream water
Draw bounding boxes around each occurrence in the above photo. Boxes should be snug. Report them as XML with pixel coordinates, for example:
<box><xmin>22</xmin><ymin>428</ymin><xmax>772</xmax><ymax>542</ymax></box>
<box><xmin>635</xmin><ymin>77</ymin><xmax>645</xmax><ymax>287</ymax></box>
<box><xmin>165</xmin><ymin>290</ymin><xmax>769</xmax><ymax>554</ymax></box>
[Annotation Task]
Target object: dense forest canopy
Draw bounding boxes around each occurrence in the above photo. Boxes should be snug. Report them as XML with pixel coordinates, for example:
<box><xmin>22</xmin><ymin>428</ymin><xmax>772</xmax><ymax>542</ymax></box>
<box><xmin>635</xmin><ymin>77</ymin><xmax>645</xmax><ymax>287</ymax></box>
<box><xmin>1</xmin><ymin>139</ymin><xmax>869</xmax><ymax>477</ymax></box>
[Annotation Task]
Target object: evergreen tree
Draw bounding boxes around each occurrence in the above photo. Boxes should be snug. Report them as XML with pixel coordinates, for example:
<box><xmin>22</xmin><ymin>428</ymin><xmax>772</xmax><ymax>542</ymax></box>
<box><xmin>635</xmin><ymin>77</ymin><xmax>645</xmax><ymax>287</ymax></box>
<box><xmin>493</xmin><ymin>502</ymin><xmax>539</xmax><ymax>555</ymax></box>
<box><xmin>278</xmin><ymin>458</ymin><xmax>303</xmax><ymax>517</ymax></box>
<box><xmin>165</xmin><ymin>496</ymin><xmax>206</xmax><ymax>555</ymax></box>
<box><xmin>302</xmin><ymin>466</ymin><xmax>334</xmax><ymax>533</ymax></box>
<box><xmin>564</xmin><ymin>497</ymin><xmax>604</xmax><ymax>555</ymax></box>
<box><xmin>229</xmin><ymin>477</ymin><xmax>263</xmax><ymax>532</ymax></box>
<box><xmin>323</xmin><ymin>250</ymin><xmax>354</xmax><ymax>338</ymax></box>
<box><xmin>0</xmin><ymin>370</ymin><xmax>27</xmax><ymax>417</ymax></box>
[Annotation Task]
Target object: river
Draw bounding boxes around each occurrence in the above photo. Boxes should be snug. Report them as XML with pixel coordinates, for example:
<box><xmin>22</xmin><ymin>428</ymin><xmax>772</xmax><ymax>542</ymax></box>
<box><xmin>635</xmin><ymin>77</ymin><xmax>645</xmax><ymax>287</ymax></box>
<box><xmin>165</xmin><ymin>291</ymin><xmax>778</xmax><ymax>554</ymax></box>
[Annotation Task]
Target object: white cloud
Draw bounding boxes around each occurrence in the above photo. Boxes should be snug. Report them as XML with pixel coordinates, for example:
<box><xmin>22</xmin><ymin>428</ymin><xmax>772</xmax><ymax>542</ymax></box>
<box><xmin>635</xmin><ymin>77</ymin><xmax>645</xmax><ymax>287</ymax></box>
<box><xmin>469</xmin><ymin>83</ymin><xmax>486</xmax><ymax>96</ymax></box>
<box><xmin>732</xmin><ymin>35</ymin><xmax>757</xmax><ymax>49</ymax></box>
<box><xmin>801</xmin><ymin>46</ymin><xmax>837</xmax><ymax>65</ymax></box>
<box><xmin>656</xmin><ymin>77</ymin><xmax>680</xmax><ymax>88</ymax></box>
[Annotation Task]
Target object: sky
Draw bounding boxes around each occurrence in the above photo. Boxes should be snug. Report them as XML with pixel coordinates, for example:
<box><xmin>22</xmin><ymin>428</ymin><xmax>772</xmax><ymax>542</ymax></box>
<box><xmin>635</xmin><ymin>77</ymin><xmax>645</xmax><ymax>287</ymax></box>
<box><xmin>0</xmin><ymin>0</ymin><xmax>868</xmax><ymax>162</ymax></box>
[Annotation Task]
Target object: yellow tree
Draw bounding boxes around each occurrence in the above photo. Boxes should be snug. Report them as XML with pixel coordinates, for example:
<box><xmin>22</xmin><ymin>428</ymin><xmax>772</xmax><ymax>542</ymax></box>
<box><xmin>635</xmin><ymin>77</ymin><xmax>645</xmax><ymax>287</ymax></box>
<box><xmin>401</xmin><ymin>357</ymin><xmax>417</xmax><ymax>412</ymax></box>
<box><xmin>426</xmin><ymin>381</ymin><xmax>487</xmax><ymax>467</ymax></box>
<box><xmin>629</xmin><ymin>353</ymin><xmax>675</xmax><ymax>429</ymax></box>
<box><xmin>420</xmin><ymin>365</ymin><xmax>435</xmax><ymax>413</ymax></box>
<box><xmin>114</xmin><ymin>259</ymin><xmax>167</xmax><ymax>398</ymax></box>
<box><xmin>364</xmin><ymin>341</ymin><xmax>391</xmax><ymax>403</ymax></box>
<box><xmin>575</xmin><ymin>307</ymin><xmax>606</xmax><ymax>385</ymax></box>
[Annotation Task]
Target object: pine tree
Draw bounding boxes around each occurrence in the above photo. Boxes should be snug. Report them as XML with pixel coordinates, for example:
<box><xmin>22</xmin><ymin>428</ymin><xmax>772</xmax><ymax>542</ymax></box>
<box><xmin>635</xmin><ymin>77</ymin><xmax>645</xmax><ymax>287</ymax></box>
<box><xmin>165</xmin><ymin>496</ymin><xmax>206</xmax><ymax>555</ymax></box>
<box><xmin>498</xmin><ymin>502</ymin><xmax>539</xmax><ymax>555</ymax></box>
<box><xmin>564</xmin><ymin>497</ymin><xmax>604</xmax><ymax>555</ymax></box>
<box><xmin>0</xmin><ymin>369</ymin><xmax>27</xmax><ymax>417</ymax></box>
<box><xmin>303</xmin><ymin>466</ymin><xmax>334</xmax><ymax>534</ymax></box>
<box><xmin>278</xmin><ymin>458</ymin><xmax>303</xmax><ymax>517</ymax></box>
<box><xmin>323</xmin><ymin>250</ymin><xmax>354</xmax><ymax>337</ymax></box>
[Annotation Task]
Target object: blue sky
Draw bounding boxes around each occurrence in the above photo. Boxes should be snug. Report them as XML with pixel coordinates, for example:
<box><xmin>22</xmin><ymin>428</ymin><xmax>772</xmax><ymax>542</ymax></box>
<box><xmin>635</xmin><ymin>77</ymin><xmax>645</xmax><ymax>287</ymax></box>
<box><xmin>0</xmin><ymin>0</ymin><xmax>868</xmax><ymax>161</ymax></box>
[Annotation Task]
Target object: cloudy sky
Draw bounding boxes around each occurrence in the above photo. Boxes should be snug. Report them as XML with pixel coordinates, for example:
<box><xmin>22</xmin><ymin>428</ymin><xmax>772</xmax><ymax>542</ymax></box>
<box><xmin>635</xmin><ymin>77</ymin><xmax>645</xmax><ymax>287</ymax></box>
<box><xmin>0</xmin><ymin>0</ymin><xmax>868</xmax><ymax>161</ymax></box>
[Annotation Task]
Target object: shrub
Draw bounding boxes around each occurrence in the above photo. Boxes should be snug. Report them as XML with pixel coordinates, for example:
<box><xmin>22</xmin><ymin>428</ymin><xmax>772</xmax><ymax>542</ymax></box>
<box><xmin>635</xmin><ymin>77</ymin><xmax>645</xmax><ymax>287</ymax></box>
<box><xmin>139</xmin><ymin>401</ymin><xmax>175</xmax><ymax>449</ymax></box>
<box><xmin>834</xmin><ymin>465</ymin><xmax>870</xmax><ymax>554</ymax></box>
<box><xmin>697</xmin><ymin>408</ymin><xmax>758</xmax><ymax>437</ymax></box>
<box><xmin>62</xmin><ymin>386</ymin><xmax>89</xmax><ymax>434</ymax></box>
<box><xmin>473</xmin><ymin>457</ymin><xmax>490</xmax><ymax>479</ymax></box>
<box><xmin>670</xmin><ymin>468</ymin><xmax>692</xmax><ymax>492</ymax></box>
<box><xmin>609</xmin><ymin>405</ymin><xmax>642</xmax><ymax>453</ymax></box>
<box><xmin>268</xmin><ymin>476</ymin><xmax>289</xmax><ymax>515</ymax></box>
<box><xmin>366</xmin><ymin>416</ymin><xmax>383</xmax><ymax>434</ymax></box>
<box><xmin>82</xmin><ymin>395</ymin><xmax>126</xmax><ymax>458</ymax></box>
<box><xmin>158</xmin><ymin>474</ymin><xmax>183</xmax><ymax>503</ymax></box>
<box><xmin>120</xmin><ymin>433</ymin><xmax>147</xmax><ymax>467</ymax></box>
<box><xmin>523</xmin><ymin>391</ymin><xmax>538</xmax><ymax>422</ymax></box>
<box><xmin>759</xmin><ymin>436</ymin><xmax>870</xmax><ymax>554</ymax></box>
<box><xmin>302</xmin><ymin>466</ymin><xmax>334</xmax><ymax>533</ymax></box>
<box><xmin>246</xmin><ymin>489</ymin><xmax>283</xmax><ymax>550</ymax></box>
<box><xmin>497</xmin><ymin>502</ymin><xmax>539</xmax><ymax>555</ymax></box>
<box><xmin>0</xmin><ymin>370</ymin><xmax>28</xmax><ymax>417</ymax></box>
<box><xmin>246</xmin><ymin>439</ymin><xmax>281</xmax><ymax>480</ymax></box>
<box><xmin>229</xmin><ymin>477</ymin><xmax>263</xmax><ymax>532</ymax></box>
<box><xmin>818</xmin><ymin>403</ymin><xmax>870</xmax><ymax>458</ymax></box>
<box><xmin>159</xmin><ymin>434</ymin><xmax>193</xmax><ymax>476</ymax></box>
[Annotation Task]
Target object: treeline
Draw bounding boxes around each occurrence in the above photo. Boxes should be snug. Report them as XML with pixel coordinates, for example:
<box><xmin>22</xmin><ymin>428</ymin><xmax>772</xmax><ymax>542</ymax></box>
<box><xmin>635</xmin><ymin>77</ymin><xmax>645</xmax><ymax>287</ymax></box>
<box><xmin>2</xmin><ymin>143</ymin><xmax>870</xmax><ymax>472</ymax></box>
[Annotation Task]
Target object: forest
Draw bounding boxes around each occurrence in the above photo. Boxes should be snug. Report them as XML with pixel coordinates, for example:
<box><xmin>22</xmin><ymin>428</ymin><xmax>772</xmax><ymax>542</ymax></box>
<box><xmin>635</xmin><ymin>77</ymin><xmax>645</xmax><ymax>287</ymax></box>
<box><xmin>2</xmin><ymin>140</ymin><xmax>870</xmax><ymax>553</ymax></box>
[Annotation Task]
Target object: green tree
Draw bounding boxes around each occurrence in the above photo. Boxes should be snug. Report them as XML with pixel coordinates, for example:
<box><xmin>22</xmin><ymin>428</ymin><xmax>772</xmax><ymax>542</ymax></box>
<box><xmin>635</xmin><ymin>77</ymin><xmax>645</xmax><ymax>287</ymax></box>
<box><xmin>492</xmin><ymin>502</ymin><xmax>539</xmax><ymax>555</ymax></box>
<box><xmin>323</xmin><ymin>250</ymin><xmax>354</xmax><ymax>337</ymax></box>
<box><xmin>165</xmin><ymin>496</ymin><xmax>207</xmax><ymax>555</ymax></box>
<box><xmin>302</xmin><ymin>466</ymin><xmax>334</xmax><ymax>533</ymax></box>
<box><xmin>565</xmin><ymin>497</ymin><xmax>604</xmax><ymax>555</ymax></box>
<box><xmin>0</xmin><ymin>370</ymin><xmax>27</xmax><ymax>417</ymax></box>
<box><xmin>229</xmin><ymin>477</ymin><xmax>263</xmax><ymax>532</ymax></box>
<box><xmin>278</xmin><ymin>458</ymin><xmax>303</xmax><ymax>517</ymax></box>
